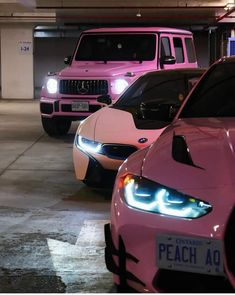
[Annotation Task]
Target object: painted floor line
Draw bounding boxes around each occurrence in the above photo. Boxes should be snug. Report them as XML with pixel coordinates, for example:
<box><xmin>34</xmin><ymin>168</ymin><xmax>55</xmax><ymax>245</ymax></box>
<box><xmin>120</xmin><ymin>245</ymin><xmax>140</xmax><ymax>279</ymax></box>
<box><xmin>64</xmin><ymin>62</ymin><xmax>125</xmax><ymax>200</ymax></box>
<box><xmin>47</xmin><ymin>219</ymin><xmax>113</xmax><ymax>292</ymax></box>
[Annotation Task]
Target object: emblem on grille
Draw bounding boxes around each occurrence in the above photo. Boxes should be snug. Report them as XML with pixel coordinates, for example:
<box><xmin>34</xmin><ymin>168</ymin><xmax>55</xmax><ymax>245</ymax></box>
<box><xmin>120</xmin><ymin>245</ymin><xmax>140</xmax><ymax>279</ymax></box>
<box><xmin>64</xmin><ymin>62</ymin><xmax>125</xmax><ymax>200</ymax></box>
<box><xmin>138</xmin><ymin>138</ymin><xmax>148</xmax><ymax>143</ymax></box>
<box><xmin>77</xmin><ymin>81</ymin><xmax>89</xmax><ymax>94</ymax></box>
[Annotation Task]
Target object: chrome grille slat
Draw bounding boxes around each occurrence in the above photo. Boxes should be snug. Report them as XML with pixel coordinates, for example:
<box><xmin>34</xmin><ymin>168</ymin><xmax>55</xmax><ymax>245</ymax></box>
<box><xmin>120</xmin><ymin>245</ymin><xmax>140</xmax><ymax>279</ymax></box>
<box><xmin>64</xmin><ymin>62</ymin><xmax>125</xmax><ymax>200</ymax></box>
<box><xmin>59</xmin><ymin>80</ymin><xmax>108</xmax><ymax>95</ymax></box>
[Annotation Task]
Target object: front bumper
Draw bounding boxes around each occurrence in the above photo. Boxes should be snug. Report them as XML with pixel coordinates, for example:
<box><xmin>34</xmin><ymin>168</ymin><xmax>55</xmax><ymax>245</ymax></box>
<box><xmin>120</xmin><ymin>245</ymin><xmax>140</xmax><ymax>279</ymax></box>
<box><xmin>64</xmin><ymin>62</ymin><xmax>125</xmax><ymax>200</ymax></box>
<box><xmin>106</xmin><ymin>181</ymin><xmax>235</xmax><ymax>292</ymax></box>
<box><xmin>105</xmin><ymin>222</ymin><xmax>234</xmax><ymax>292</ymax></box>
<box><xmin>73</xmin><ymin>146</ymin><xmax>119</xmax><ymax>186</ymax></box>
<box><xmin>104</xmin><ymin>223</ymin><xmax>145</xmax><ymax>291</ymax></box>
<box><xmin>40</xmin><ymin>97</ymin><xmax>102</xmax><ymax>120</ymax></box>
<box><xmin>84</xmin><ymin>156</ymin><xmax>117</xmax><ymax>186</ymax></box>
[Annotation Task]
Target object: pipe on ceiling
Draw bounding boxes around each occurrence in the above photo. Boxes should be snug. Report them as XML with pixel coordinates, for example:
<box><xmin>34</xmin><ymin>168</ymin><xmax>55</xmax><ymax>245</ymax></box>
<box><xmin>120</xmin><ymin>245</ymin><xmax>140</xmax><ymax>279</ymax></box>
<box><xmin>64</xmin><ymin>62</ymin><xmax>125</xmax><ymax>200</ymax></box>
<box><xmin>216</xmin><ymin>6</ymin><xmax>235</xmax><ymax>22</ymax></box>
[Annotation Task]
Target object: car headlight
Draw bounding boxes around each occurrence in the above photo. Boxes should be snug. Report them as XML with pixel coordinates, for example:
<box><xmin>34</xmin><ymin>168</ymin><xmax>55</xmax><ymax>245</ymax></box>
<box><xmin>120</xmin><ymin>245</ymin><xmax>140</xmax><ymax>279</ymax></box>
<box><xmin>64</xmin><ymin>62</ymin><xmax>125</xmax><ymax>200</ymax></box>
<box><xmin>75</xmin><ymin>135</ymin><xmax>102</xmax><ymax>154</ymax></box>
<box><xmin>112</xmin><ymin>79</ymin><xmax>129</xmax><ymax>95</ymax></box>
<box><xmin>121</xmin><ymin>175</ymin><xmax>212</xmax><ymax>219</ymax></box>
<box><xmin>46</xmin><ymin>78</ymin><xmax>58</xmax><ymax>94</ymax></box>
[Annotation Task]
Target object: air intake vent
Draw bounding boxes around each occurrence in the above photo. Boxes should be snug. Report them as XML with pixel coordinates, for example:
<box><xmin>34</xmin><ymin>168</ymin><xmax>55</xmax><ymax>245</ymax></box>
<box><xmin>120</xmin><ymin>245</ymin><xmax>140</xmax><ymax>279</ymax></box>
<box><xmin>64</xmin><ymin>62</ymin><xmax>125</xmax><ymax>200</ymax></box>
<box><xmin>59</xmin><ymin>80</ymin><xmax>108</xmax><ymax>95</ymax></box>
<box><xmin>102</xmin><ymin>144</ymin><xmax>137</xmax><ymax>160</ymax></box>
<box><xmin>172</xmin><ymin>134</ymin><xmax>203</xmax><ymax>169</ymax></box>
<box><xmin>153</xmin><ymin>269</ymin><xmax>233</xmax><ymax>292</ymax></box>
<box><xmin>172</xmin><ymin>134</ymin><xmax>194</xmax><ymax>166</ymax></box>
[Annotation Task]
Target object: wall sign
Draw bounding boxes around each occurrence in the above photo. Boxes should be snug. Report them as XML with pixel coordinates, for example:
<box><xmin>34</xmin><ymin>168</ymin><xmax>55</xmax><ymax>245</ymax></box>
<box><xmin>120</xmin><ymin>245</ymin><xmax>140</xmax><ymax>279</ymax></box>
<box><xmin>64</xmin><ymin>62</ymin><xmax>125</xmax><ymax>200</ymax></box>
<box><xmin>18</xmin><ymin>41</ymin><xmax>32</xmax><ymax>55</ymax></box>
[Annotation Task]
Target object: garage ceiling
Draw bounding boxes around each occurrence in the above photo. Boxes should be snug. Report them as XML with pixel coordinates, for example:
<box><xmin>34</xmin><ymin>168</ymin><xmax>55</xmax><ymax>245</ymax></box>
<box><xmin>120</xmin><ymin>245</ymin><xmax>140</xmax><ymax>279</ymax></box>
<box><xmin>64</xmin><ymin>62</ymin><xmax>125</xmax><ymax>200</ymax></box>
<box><xmin>0</xmin><ymin>0</ymin><xmax>235</xmax><ymax>27</ymax></box>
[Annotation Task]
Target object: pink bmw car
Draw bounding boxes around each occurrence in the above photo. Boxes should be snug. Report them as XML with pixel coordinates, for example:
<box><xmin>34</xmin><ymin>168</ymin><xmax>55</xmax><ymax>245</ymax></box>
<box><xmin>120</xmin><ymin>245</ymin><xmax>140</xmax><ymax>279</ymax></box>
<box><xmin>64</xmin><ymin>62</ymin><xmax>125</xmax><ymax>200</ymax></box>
<box><xmin>105</xmin><ymin>56</ymin><xmax>235</xmax><ymax>292</ymax></box>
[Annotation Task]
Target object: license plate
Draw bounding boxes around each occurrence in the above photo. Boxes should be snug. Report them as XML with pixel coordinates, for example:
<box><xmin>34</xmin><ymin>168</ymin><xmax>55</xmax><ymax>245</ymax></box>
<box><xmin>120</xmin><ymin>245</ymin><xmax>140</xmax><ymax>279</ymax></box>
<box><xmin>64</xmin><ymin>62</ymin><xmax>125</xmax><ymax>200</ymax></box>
<box><xmin>71</xmin><ymin>101</ymin><xmax>89</xmax><ymax>111</ymax></box>
<box><xmin>157</xmin><ymin>234</ymin><xmax>224</xmax><ymax>276</ymax></box>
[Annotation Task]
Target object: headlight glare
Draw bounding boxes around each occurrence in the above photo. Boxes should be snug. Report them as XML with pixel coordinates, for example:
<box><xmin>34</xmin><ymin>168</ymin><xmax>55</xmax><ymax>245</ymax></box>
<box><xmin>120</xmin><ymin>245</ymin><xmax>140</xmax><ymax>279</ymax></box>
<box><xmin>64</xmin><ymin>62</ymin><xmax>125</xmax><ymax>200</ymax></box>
<box><xmin>76</xmin><ymin>135</ymin><xmax>102</xmax><ymax>154</ymax></box>
<box><xmin>112</xmin><ymin>79</ymin><xmax>129</xmax><ymax>95</ymax></box>
<box><xmin>122</xmin><ymin>175</ymin><xmax>212</xmax><ymax>219</ymax></box>
<box><xmin>46</xmin><ymin>78</ymin><xmax>58</xmax><ymax>94</ymax></box>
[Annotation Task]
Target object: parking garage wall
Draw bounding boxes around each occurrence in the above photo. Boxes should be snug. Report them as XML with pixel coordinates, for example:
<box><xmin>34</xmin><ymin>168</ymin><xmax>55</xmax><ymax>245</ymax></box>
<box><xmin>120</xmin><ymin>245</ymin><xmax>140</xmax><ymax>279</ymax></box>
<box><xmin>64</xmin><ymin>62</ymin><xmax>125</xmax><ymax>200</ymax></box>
<box><xmin>34</xmin><ymin>37</ymin><xmax>77</xmax><ymax>98</ymax></box>
<box><xmin>1</xmin><ymin>25</ymin><xmax>34</xmax><ymax>99</ymax></box>
<box><xmin>193</xmin><ymin>31</ymin><xmax>209</xmax><ymax>68</ymax></box>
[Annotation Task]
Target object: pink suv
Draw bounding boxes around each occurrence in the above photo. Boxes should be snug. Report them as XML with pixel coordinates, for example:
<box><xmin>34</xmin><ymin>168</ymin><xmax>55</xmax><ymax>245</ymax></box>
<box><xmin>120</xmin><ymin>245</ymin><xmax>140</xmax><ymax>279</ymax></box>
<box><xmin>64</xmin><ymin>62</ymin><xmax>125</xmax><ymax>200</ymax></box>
<box><xmin>40</xmin><ymin>27</ymin><xmax>198</xmax><ymax>136</ymax></box>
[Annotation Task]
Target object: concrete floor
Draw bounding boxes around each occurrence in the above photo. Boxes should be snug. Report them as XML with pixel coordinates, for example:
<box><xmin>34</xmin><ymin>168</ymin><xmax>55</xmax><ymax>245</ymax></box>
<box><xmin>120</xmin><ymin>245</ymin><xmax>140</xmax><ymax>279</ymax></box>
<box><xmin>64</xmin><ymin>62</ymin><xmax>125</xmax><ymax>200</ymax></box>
<box><xmin>0</xmin><ymin>100</ymin><xmax>114</xmax><ymax>293</ymax></box>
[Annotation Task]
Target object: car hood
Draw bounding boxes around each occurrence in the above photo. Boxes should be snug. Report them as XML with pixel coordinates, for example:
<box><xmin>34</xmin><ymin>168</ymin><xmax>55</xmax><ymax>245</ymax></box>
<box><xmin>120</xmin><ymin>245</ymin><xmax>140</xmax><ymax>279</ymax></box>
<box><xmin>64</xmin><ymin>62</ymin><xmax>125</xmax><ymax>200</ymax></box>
<box><xmin>141</xmin><ymin>117</ymin><xmax>235</xmax><ymax>190</ymax></box>
<box><xmin>59</xmin><ymin>62</ymin><xmax>153</xmax><ymax>77</ymax></box>
<box><xmin>78</xmin><ymin>106</ymin><xmax>164</xmax><ymax>148</ymax></box>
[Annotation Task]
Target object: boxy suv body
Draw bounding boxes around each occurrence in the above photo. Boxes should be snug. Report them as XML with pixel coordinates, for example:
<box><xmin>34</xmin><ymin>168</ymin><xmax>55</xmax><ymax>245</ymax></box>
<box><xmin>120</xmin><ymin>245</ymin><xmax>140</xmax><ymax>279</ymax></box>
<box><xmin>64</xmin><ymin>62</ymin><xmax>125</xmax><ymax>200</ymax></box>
<box><xmin>40</xmin><ymin>27</ymin><xmax>198</xmax><ymax>136</ymax></box>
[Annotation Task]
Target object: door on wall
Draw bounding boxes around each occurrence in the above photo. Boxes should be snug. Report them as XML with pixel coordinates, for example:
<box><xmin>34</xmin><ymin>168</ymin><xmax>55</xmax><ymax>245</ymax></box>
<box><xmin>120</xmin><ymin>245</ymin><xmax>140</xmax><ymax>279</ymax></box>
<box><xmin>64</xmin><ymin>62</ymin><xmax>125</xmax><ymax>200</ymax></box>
<box><xmin>228</xmin><ymin>37</ymin><xmax>235</xmax><ymax>56</ymax></box>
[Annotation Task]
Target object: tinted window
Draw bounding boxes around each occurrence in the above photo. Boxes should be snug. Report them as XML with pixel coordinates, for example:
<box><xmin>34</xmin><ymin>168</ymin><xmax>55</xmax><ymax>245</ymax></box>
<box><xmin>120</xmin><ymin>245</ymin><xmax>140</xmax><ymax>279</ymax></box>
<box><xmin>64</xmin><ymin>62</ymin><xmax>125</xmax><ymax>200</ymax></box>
<box><xmin>173</xmin><ymin>38</ymin><xmax>184</xmax><ymax>63</ymax></box>
<box><xmin>75</xmin><ymin>34</ymin><xmax>156</xmax><ymax>61</ymax></box>
<box><xmin>185</xmin><ymin>38</ymin><xmax>196</xmax><ymax>63</ymax></box>
<box><xmin>161</xmin><ymin>37</ymin><xmax>171</xmax><ymax>57</ymax></box>
<box><xmin>115</xmin><ymin>74</ymin><xmax>189</xmax><ymax>107</ymax></box>
<box><xmin>180</xmin><ymin>63</ymin><xmax>235</xmax><ymax>118</ymax></box>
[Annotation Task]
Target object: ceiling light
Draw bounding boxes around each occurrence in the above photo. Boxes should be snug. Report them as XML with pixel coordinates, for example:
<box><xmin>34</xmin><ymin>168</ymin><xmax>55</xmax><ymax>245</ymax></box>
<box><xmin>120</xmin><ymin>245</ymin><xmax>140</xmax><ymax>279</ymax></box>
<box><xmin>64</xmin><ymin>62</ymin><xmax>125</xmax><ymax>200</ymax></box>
<box><xmin>136</xmin><ymin>9</ymin><xmax>141</xmax><ymax>17</ymax></box>
<box><xmin>224</xmin><ymin>1</ymin><xmax>235</xmax><ymax>10</ymax></box>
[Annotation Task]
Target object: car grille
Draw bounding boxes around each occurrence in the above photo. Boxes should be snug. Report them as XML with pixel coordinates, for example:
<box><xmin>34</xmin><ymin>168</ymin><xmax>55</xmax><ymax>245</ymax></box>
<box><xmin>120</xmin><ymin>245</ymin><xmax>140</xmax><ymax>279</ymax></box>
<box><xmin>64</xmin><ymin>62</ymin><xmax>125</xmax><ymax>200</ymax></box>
<box><xmin>153</xmin><ymin>269</ymin><xmax>233</xmax><ymax>292</ymax></box>
<box><xmin>102</xmin><ymin>144</ymin><xmax>137</xmax><ymax>160</ymax></box>
<box><xmin>59</xmin><ymin>80</ymin><xmax>108</xmax><ymax>95</ymax></box>
<box><xmin>61</xmin><ymin>104</ymin><xmax>101</xmax><ymax>113</ymax></box>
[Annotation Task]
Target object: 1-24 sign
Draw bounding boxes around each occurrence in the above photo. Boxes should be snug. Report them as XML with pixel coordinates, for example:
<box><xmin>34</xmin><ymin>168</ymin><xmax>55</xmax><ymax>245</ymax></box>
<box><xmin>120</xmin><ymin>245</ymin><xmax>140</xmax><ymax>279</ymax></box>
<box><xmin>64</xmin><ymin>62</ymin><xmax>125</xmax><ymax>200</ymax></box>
<box><xmin>18</xmin><ymin>41</ymin><xmax>32</xmax><ymax>55</ymax></box>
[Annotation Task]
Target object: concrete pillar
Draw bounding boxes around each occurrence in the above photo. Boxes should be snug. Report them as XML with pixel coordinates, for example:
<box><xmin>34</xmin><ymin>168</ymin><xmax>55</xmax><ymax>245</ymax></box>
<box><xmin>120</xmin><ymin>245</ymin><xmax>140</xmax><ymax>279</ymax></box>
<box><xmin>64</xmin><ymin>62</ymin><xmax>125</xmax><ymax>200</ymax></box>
<box><xmin>1</xmin><ymin>24</ymin><xmax>34</xmax><ymax>99</ymax></box>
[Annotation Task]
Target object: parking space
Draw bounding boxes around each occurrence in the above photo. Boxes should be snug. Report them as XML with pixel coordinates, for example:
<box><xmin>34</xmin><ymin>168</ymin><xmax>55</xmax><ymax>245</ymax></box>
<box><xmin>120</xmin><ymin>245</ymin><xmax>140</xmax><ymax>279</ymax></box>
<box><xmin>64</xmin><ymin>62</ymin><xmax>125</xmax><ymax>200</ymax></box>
<box><xmin>0</xmin><ymin>100</ymin><xmax>113</xmax><ymax>292</ymax></box>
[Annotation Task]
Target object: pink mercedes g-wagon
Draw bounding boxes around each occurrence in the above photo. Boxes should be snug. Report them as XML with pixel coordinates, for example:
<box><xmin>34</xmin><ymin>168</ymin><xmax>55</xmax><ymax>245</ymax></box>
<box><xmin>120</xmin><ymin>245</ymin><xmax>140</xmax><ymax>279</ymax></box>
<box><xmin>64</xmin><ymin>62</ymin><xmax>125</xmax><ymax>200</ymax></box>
<box><xmin>40</xmin><ymin>27</ymin><xmax>198</xmax><ymax>136</ymax></box>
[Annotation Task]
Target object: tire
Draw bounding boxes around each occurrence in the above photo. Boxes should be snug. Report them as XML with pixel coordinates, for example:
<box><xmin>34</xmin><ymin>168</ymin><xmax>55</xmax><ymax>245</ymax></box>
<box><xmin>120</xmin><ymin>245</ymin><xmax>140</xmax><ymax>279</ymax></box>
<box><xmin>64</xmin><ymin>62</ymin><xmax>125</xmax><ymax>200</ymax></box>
<box><xmin>82</xmin><ymin>175</ymin><xmax>115</xmax><ymax>189</ymax></box>
<box><xmin>56</xmin><ymin>118</ymin><xmax>71</xmax><ymax>135</ymax></box>
<box><xmin>82</xmin><ymin>166</ymin><xmax>117</xmax><ymax>189</ymax></box>
<box><xmin>82</xmin><ymin>179</ymin><xmax>106</xmax><ymax>188</ymax></box>
<box><xmin>116</xmin><ymin>283</ymin><xmax>135</xmax><ymax>293</ymax></box>
<box><xmin>41</xmin><ymin>117</ymin><xmax>71</xmax><ymax>136</ymax></box>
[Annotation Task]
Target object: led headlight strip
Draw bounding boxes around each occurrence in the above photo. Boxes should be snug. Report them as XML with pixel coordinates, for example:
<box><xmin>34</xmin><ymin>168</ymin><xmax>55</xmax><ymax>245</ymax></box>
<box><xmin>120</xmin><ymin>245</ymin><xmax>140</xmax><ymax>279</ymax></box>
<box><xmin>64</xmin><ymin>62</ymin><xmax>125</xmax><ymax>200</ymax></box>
<box><xmin>76</xmin><ymin>135</ymin><xmax>103</xmax><ymax>154</ymax></box>
<box><xmin>122</xmin><ymin>174</ymin><xmax>212</xmax><ymax>219</ymax></box>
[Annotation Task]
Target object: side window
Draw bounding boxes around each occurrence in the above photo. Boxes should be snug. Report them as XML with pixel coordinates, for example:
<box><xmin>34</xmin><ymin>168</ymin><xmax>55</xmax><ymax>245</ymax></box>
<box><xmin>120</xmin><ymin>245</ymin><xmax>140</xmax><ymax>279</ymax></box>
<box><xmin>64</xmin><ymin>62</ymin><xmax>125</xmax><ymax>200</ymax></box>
<box><xmin>173</xmin><ymin>37</ymin><xmax>184</xmax><ymax>63</ymax></box>
<box><xmin>140</xmin><ymin>76</ymin><xmax>186</xmax><ymax>105</ymax></box>
<box><xmin>185</xmin><ymin>38</ymin><xmax>196</xmax><ymax>63</ymax></box>
<box><xmin>161</xmin><ymin>37</ymin><xmax>171</xmax><ymax>57</ymax></box>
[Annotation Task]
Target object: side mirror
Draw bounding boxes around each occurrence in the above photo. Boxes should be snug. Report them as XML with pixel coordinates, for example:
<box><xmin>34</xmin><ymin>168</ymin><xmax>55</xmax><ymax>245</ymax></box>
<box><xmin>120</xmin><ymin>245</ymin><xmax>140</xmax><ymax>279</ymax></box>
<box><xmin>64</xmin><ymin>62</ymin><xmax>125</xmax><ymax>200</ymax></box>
<box><xmin>97</xmin><ymin>95</ymin><xmax>112</xmax><ymax>105</ymax></box>
<box><xmin>160</xmin><ymin>55</ymin><xmax>176</xmax><ymax>68</ymax></box>
<box><xmin>64</xmin><ymin>56</ymin><xmax>72</xmax><ymax>65</ymax></box>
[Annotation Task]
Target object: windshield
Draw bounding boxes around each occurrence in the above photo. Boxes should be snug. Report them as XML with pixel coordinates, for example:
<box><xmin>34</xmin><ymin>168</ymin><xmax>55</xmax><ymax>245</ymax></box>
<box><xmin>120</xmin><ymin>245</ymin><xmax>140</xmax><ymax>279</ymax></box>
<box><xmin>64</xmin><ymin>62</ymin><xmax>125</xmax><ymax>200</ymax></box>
<box><xmin>180</xmin><ymin>63</ymin><xmax>235</xmax><ymax>118</ymax></box>
<box><xmin>115</xmin><ymin>72</ymin><xmax>198</xmax><ymax>108</ymax></box>
<box><xmin>75</xmin><ymin>34</ymin><xmax>156</xmax><ymax>61</ymax></box>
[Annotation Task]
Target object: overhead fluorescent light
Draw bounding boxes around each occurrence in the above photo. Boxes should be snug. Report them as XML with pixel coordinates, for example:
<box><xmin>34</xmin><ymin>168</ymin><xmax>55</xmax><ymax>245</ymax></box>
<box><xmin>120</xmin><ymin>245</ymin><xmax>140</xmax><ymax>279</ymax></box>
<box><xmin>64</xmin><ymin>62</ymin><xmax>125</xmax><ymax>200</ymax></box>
<box><xmin>224</xmin><ymin>1</ymin><xmax>235</xmax><ymax>10</ymax></box>
<box><xmin>136</xmin><ymin>9</ymin><xmax>141</xmax><ymax>17</ymax></box>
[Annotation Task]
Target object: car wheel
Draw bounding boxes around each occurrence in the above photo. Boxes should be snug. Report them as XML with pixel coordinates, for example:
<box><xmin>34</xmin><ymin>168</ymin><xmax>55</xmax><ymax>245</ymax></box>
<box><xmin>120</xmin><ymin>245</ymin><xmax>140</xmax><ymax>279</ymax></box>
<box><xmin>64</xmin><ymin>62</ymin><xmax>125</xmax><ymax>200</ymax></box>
<box><xmin>82</xmin><ymin>179</ymin><xmax>106</xmax><ymax>188</ymax></box>
<box><xmin>116</xmin><ymin>283</ymin><xmax>135</xmax><ymax>293</ymax></box>
<box><xmin>41</xmin><ymin>117</ymin><xmax>71</xmax><ymax>136</ymax></box>
<box><xmin>56</xmin><ymin>118</ymin><xmax>72</xmax><ymax>135</ymax></box>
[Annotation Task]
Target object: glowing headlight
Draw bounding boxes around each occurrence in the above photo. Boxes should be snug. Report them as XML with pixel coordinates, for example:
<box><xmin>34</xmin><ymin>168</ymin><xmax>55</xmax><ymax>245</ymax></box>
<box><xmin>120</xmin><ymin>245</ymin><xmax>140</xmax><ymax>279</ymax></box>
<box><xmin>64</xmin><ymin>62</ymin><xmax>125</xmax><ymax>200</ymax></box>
<box><xmin>112</xmin><ymin>79</ymin><xmax>129</xmax><ymax>95</ymax></box>
<box><xmin>122</xmin><ymin>175</ymin><xmax>212</xmax><ymax>219</ymax></box>
<box><xmin>76</xmin><ymin>135</ymin><xmax>102</xmax><ymax>154</ymax></box>
<box><xmin>46</xmin><ymin>78</ymin><xmax>58</xmax><ymax>94</ymax></box>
